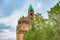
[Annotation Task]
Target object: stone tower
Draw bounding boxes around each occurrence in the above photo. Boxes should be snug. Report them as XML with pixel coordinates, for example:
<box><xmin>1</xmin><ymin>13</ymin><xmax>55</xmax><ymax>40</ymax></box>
<box><xmin>28</xmin><ymin>4</ymin><xmax>34</xmax><ymax>21</ymax></box>
<box><xmin>16</xmin><ymin>5</ymin><xmax>34</xmax><ymax>40</ymax></box>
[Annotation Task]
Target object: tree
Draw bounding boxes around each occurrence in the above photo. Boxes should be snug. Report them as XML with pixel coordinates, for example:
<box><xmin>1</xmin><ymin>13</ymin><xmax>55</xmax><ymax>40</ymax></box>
<box><xmin>48</xmin><ymin>1</ymin><xmax>60</xmax><ymax>40</ymax></box>
<box><xmin>24</xmin><ymin>13</ymin><xmax>47</xmax><ymax>40</ymax></box>
<box><xmin>24</xmin><ymin>1</ymin><xmax>60</xmax><ymax>40</ymax></box>
<box><xmin>24</xmin><ymin>13</ymin><xmax>55</xmax><ymax>40</ymax></box>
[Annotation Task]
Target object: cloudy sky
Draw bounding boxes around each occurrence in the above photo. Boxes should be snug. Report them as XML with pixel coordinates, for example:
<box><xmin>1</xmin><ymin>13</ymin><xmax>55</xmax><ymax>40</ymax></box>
<box><xmin>0</xmin><ymin>0</ymin><xmax>59</xmax><ymax>40</ymax></box>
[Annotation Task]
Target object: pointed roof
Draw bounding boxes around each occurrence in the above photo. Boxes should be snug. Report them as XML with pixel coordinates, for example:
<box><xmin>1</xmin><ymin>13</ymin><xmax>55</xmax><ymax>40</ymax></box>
<box><xmin>28</xmin><ymin>4</ymin><xmax>34</xmax><ymax>11</ymax></box>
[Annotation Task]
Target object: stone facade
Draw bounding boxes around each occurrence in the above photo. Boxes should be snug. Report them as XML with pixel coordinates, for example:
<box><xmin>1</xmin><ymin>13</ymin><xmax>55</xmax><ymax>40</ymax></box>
<box><xmin>16</xmin><ymin>5</ymin><xmax>34</xmax><ymax>40</ymax></box>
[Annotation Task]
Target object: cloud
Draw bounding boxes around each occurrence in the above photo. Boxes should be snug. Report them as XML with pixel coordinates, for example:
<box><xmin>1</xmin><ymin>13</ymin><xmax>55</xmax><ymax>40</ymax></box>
<box><xmin>0</xmin><ymin>23</ymin><xmax>11</xmax><ymax>29</ymax></box>
<box><xmin>0</xmin><ymin>29</ymin><xmax>16</xmax><ymax>40</ymax></box>
<box><xmin>0</xmin><ymin>9</ymin><xmax>28</xmax><ymax>40</ymax></box>
<box><xmin>0</xmin><ymin>8</ymin><xmax>27</xmax><ymax>40</ymax></box>
<box><xmin>0</xmin><ymin>1</ymin><xmax>39</xmax><ymax>39</ymax></box>
<box><xmin>0</xmin><ymin>0</ymin><xmax>59</xmax><ymax>40</ymax></box>
<box><xmin>0</xmin><ymin>1</ymin><xmax>42</xmax><ymax>37</ymax></box>
<box><xmin>0</xmin><ymin>0</ymin><xmax>42</xmax><ymax>29</ymax></box>
<box><xmin>0</xmin><ymin>9</ymin><xmax>21</xmax><ymax>29</ymax></box>
<box><xmin>0</xmin><ymin>9</ymin><xmax>28</xmax><ymax>30</ymax></box>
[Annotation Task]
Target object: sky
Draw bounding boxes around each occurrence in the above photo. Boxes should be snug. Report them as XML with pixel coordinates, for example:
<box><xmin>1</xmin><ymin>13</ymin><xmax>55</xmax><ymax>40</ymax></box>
<box><xmin>0</xmin><ymin>0</ymin><xmax>59</xmax><ymax>40</ymax></box>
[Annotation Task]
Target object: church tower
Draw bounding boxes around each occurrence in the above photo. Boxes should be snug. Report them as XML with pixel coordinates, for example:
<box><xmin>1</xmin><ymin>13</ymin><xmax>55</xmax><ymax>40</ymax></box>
<box><xmin>28</xmin><ymin>4</ymin><xmax>34</xmax><ymax>21</ymax></box>
<box><xmin>16</xmin><ymin>4</ymin><xmax>34</xmax><ymax>40</ymax></box>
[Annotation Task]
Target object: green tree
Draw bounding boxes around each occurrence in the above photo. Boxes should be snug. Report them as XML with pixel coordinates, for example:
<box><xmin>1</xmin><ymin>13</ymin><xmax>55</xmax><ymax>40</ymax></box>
<box><xmin>24</xmin><ymin>13</ymin><xmax>54</xmax><ymax>40</ymax></box>
<box><xmin>24</xmin><ymin>13</ymin><xmax>46</xmax><ymax>40</ymax></box>
<box><xmin>48</xmin><ymin>1</ymin><xmax>60</xmax><ymax>40</ymax></box>
<box><xmin>24</xmin><ymin>1</ymin><xmax>60</xmax><ymax>40</ymax></box>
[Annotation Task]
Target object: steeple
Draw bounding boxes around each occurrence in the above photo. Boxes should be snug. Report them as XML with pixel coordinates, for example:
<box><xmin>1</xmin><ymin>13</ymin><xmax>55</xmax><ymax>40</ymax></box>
<box><xmin>28</xmin><ymin>4</ymin><xmax>34</xmax><ymax>12</ymax></box>
<box><xmin>28</xmin><ymin>4</ymin><xmax>34</xmax><ymax>25</ymax></box>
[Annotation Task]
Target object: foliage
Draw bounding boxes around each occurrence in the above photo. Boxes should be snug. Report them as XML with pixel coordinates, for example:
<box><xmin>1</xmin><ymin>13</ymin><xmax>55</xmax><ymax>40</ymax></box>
<box><xmin>48</xmin><ymin>1</ymin><xmax>60</xmax><ymax>40</ymax></box>
<box><xmin>24</xmin><ymin>1</ymin><xmax>60</xmax><ymax>40</ymax></box>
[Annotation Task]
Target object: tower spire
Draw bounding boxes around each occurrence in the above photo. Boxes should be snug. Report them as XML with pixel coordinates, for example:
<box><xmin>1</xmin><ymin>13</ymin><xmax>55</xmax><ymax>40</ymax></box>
<box><xmin>28</xmin><ymin>4</ymin><xmax>34</xmax><ymax>25</ymax></box>
<box><xmin>28</xmin><ymin>4</ymin><xmax>34</xmax><ymax>12</ymax></box>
